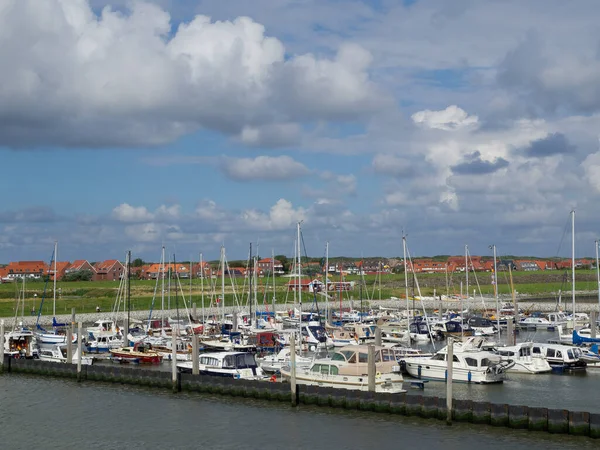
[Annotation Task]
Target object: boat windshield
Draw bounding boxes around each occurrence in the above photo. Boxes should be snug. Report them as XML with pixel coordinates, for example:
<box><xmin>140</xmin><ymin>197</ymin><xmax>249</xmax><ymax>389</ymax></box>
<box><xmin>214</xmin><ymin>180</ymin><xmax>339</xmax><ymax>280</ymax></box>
<box><xmin>223</xmin><ymin>353</ymin><xmax>258</xmax><ymax>369</ymax></box>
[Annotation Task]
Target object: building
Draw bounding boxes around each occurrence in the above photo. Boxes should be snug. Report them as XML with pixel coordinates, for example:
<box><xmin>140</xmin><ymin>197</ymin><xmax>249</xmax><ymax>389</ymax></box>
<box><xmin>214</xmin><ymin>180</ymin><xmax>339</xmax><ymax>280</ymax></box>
<box><xmin>192</xmin><ymin>261</ymin><xmax>213</xmax><ymax>278</ymax></box>
<box><xmin>515</xmin><ymin>260</ymin><xmax>540</xmax><ymax>271</ymax></box>
<box><xmin>141</xmin><ymin>263</ymin><xmax>191</xmax><ymax>280</ymax></box>
<box><xmin>4</xmin><ymin>261</ymin><xmax>48</xmax><ymax>280</ymax></box>
<box><xmin>93</xmin><ymin>260</ymin><xmax>125</xmax><ymax>281</ymax></box>
<box><xmin>256</xmin><ymin>258</ymin><xmax>284</xmax><ymax>275</ymax></box>
<box><xmin>65</xmin><ymin>260</ymin><xmax>96</xmax><ymax>276</ymax></box>
<box><xmin>46</xmin><ymin>261</ymin><xmax>72</xmax><ymax>281</ymax></box>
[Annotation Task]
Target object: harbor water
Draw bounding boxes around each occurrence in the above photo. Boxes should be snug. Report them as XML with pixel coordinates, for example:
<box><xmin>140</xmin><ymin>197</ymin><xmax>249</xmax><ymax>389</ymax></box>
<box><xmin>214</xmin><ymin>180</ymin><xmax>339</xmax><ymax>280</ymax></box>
<box><xmin>0</xmin><ymin>374</ymin><xmax>598</xmax><ymax>449</ymax></box>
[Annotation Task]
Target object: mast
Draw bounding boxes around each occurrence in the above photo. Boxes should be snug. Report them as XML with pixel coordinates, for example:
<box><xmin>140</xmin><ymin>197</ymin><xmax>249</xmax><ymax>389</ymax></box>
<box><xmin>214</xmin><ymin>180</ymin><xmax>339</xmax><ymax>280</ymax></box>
<box><xmin>403</xmin><ymin>235</ymin><xmax>409</xmax><ymax>331</ymax></box>
<box><xmin>297</xmin><ymin>221</ymin><xmax>302</xmax><ymax>339</ymax></box>
<box><xmin>272</xmin><ymin>249</ymin><xmax>276</xmax><ymax>321</ymax></box>
<box><xmin>249</xmin><ymin>243</ymin><xmax>253</xmax><ymax>328</ymax></box>
<box><xmin>596</xmin><ymin>240</ymin><xmax>600</xmax><ymax>314</ymax></box>
<box><xmin>325</xmin><ymin>242</ymin><xmax>329</xmax><ymax>322</ymax></box>
<box><xmin>491</xmin><ymin>244</ymin><xmax>499</xmax><ymax>332</ymax></box>
<box><xmin>465</xmin><ymin>244</ymin><xmax>469</xmax><ymax>302</ymax></box>
<box><xmin>200</xmin><ymin>252</ymin><xmax>205</xmax><ymax>324</ymax></box>
<box><xmin>221</xmin><ymin>245</ymin><xmax>225</xmax><ymax>322</ymax></box>
<box><xmin>571</xmin><ymin>209</ymin><xmax>575</xmax><ymax>316</ymax></box>
<box><xmin>161</xmin><ymin>246</ymin><xmax>165</xmax><ymax>328</ymax></box>
<box><xmin>127</xmin><ymin>250</ymin><xmax>131</xmax><ymax>340</ymax></box>
<box><xmin>53</xmin><ymin>241</ymin><xmax>57</xmax><ymax>317</ymax></box>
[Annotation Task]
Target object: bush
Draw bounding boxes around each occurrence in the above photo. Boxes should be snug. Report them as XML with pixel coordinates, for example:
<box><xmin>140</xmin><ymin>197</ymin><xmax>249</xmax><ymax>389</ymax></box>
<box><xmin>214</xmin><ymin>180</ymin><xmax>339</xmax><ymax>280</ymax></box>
<box><xmin>63</xmin><ymin>270</ymin><xmax>94</xmax><ymax>282</ymax></box>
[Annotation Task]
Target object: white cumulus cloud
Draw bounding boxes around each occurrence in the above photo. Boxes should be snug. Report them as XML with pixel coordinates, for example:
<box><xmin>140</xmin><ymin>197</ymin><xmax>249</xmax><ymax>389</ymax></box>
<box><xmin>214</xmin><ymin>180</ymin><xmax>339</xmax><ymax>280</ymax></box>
<box><xmin>411</xmin><ymin>105</ymin><xmax>479</xmax><ymax>131</ymax></box>
<box><xmin>220</xmin><ymin>156</ymin><xmax>310</xmax><ymax>181</ymax></box>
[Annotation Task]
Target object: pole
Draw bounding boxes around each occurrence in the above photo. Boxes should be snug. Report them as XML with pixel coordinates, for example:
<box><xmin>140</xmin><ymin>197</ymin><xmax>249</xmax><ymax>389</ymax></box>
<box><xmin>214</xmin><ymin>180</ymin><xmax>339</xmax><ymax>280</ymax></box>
<box><xmin>290</xmin><ymin>334</ymin><xmax>297</xmax><ymax>406</ymax></box>
<box><xmin>368</xmin><ymin>344</ymin><xmax>376</xmax><ymax>392</ymax></box>
<box><xmin>77</xmin><ymin>322</ymin><xmax>82</xmax><ymax>379</ymax></box>
<box><xmin>465</xmin><ymin>245</ymin><xmax>469</xmax><ymax>299</ymax></box>
<box><xmin>596</xmin><ymin>240</ymin><xmax>600</xmax><ymax>315</ymax></box>
<box><xmin>192</xmin><ymin>334</ymin><xmax>199</xmax><ymax>375</ymax></box>
<box><xmin>127</xmin><ymin>251</ymin><xmax>131</xmax><ymax>342</ymax></box>
<box><xmin>221</xmin><ymin>246</ymin><xmax>225</xmax><ymax>322</ymax></box>
<box><xmin>375</xmin><ymin>327</ymin><xmax>382</xmax><ymax>346</ymax></box>
<box><xmin>200</xmin><ymin>252</ymin><xmax>205</xmax><ymax>325</ymax></box>
<box><xmin>0</xmin><ymin>320</ymin><xmax>4</xmax><ymax>372</ymax></box>
<box><xmin>172</xmin><ymin>329</ymin><xmax>178</xmax><ymax>392</ymax></box>
<box><xmin>446</xmin><ymin>337</ymin><xmax>453</xmax><ymax>425</ymax></box>
<box><xmin>66</xmin><ymin>326</ymin><xmax>73</xmax><ymax>364</ymax></box>
<box><xmin>591</xmin><ymin>311</ymin><xmax>597</xmax><ymax>339</ymax></box>
<box><xmin>572</xmin><ymin>210</ymin><xmax>576</xmax><ymax>317</ymax></box>
<box><xmin>249</xmin><ymin>243</ymin><xmax>253</xmax><ymax>328</ymax></box>
<box><xmin>403</xmin><ymin>235</ymin><xmax>410</xmax><ymax>333</ymax></box>
<box><xmin>492</xmin><ymin>245</ymin><xmax>499</xmax><ymax>333</ymax></box>
<box><xmin>53</xmin><ymin>240</ymin><xmax>57</xmax><ymax>317</ymax></box>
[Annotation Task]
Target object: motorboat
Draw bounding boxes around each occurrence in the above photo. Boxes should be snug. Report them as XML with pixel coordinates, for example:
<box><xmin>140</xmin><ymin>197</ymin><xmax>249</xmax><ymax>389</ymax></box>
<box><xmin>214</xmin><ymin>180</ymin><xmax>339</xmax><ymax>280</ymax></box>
<box><xmin>178</xmin><ymin>352</ymin><xmax>264</xmax><ymax>380</ymax></box>
<box><xmin>403</xmin><ymin>337</ymin><xmax>513</xmax><ymax>383</ymax></box>
<box><xmin>431</xmin><ymin>320</ymin><xmax>474</xmax><ymax>338</ymax></box>
<box><xmin>301</xmin><ymin>325</ymin><xmax>334</xmax><ymax>350</ymax></box>
<box><xmin>493</xmin><ymin>342</ymin><xmax>552</xmax><ymax>374</ymax></box>
<box><xmin>85</xmin><ymin>333</ymin><xmax>123</xmax><ymax>353</ymax></box>
<box><xmin>467</xmin><ymin>316</ymin><xmax>497</xmax><ymax>336</ymax></box>
<box><xmin>38</xmin><ymin>343</ymin><xmax>93</xmax><ymax>366</ymax></box>
<box><xmin>519</xmin><ymin>316</ymin><xmax>552</xmax><ymax>331</ymax></box>
<box><xmin>109</xmin><ymin>342</ymin><xmax>162</xmax><ymax>364</ymax></box>
<box><xmin>531</xmin><ymin>343</ymin><xmax>586</xmax><ymax>371</ymax></box>
<box><xmin>4</xmin><ymin>327</ymin><xmax>37</xmax><ymax>359</ymax></box>
<box><xmin>280</xmin><ymin>345</ymin><xmax>405</xmax><ymax>393</ymax></box>
<box><xmin>258</xmin><ymin>347</ymin><xmax>314</xmax><ymax>374</ymax></box>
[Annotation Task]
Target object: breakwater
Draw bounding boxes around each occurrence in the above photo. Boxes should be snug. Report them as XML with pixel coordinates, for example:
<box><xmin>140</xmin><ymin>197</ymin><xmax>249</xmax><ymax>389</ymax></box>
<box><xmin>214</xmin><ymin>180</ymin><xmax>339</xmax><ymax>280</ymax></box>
<box><xmin>3</xmin><ymin>357</ymin><xmax>598</xmax><ymax>439</ymax></box>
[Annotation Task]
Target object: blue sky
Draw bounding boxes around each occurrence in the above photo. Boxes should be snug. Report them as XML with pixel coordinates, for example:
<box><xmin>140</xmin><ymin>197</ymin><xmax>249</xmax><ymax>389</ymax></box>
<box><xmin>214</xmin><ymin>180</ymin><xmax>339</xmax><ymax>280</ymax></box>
<box><xmin>2</xmin><ymin>0</ymin><xmax>600</xmax><ymax>263</ymax></box>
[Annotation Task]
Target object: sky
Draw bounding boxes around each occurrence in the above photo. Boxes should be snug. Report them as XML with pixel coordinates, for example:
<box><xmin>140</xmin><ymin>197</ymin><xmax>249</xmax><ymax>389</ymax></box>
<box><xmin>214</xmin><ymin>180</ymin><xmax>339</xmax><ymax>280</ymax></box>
<box><xmin>2</xmin><ymin>0</ymin><xmax>600</xmax><ymax>263</ymax></box>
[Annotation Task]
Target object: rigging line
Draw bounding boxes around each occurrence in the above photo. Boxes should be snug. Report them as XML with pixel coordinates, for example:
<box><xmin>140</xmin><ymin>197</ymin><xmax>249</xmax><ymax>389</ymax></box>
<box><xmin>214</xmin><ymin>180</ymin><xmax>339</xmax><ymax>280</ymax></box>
<box><xmin>466</xmin><ymin>248</ymin><xmax>486</xmax><ymax>312</ymax></box>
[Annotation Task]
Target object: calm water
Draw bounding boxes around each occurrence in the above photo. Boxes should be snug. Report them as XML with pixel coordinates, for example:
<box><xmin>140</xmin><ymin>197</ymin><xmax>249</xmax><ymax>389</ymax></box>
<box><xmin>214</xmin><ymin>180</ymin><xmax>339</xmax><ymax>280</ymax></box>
<box><xmin>0</xmin><ymin>374</ymin><xmax>598</xmax><ymax>449</ymax></box>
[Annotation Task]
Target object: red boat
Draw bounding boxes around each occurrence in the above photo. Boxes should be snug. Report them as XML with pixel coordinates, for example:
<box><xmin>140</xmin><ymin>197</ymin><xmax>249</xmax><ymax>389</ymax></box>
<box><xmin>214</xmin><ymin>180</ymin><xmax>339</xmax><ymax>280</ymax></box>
<box><xmin>109</xmin><ymin>342</ymin><xmax>162</xmax><ymax>364</ymax></box>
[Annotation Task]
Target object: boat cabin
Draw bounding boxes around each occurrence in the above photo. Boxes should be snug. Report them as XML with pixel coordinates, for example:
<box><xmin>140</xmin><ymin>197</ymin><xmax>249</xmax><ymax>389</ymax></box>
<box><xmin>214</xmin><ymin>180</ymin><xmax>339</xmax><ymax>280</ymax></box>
<box><xmin>330</xmin><ymin>345</ymin><xmax>399</xmax><ymax>376</ymax></box>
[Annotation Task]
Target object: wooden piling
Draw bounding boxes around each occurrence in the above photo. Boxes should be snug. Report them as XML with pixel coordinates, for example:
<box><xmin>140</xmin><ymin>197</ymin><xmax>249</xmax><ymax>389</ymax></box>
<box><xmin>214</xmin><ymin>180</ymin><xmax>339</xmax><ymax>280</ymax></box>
<box><xmin>591</xmin><ymin>311</ymin><xmax>597</xmax><ymax>339</ymax></box>
<box><xmin>77</xmin><ymin>322</ymin><xmax>82</xmax><ymax>381</ymax></box>
<box><xmin>368</xmin><ymin>345</ymin><xmax>376</xmax><ymax>392</ymax></box>
<box><xmin>66</xmin><ymin>328</ymin><xmax>73</xmax><ymax>364</ymax></box>
<box><xmin>192</xmin><ymin>334</ymin><xmax>199</xmax><ymax>375</ymax></box>
<box><xmin>0</xmin><ymin>320</ymin><xmax>4</xmax><ymax>373</ymax></box>
<box><xmin>374</xmin><ymin>327</ymin><xmax>382</xmax><ymax>346</ymax></box>
<box><xmin>290</xmin><ymin>334</ymin><xmax>297</xmax><ymax>406</ymax></box>
<box><xmin>171</xmin><ymin>331</ymin><xmax>178</xmax><ymax>392</ymax></box>
<box><xmin>446</xmin><ymin>338</ymin><xmax>453</xmax><ymax>425</ymax></box>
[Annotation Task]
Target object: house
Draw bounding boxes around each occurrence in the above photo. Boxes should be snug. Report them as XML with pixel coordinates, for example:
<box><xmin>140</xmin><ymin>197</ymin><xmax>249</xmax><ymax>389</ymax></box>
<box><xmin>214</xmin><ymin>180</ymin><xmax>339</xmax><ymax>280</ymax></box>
<box><xmin>93</xmin><ymin>260</ymin><xmax>125</xmax><ymax>281</ymax></box>
<box><xmin>0</xmin><ymin>267</ymin><xmax>9</xmax><ymax>282</ymax></box>
<box><xmin>142</xmin><ymin>263</ymin><xmax>191</xmax><ymax>280</ymax></box>
<box><xmin>4</xmin><ymin>261</ymin><xmax>48</xmax><ymax>280</ymax></box>
<box><xmin>256</xmin><ymin>258</ymin><xmax>284</xmax><ymax>275</ymax></box>
<box><xmin>66</xmin><ymin>260</ymin><xmax>96</xmax><ymax>276</ymax></box>
<box><xmin>411</xmin><ymin>259</ymin><xmax>447</xmax><ymax>274</ymax></box>
<box><xmin>46</xmin><ymin>261</ymin><xmax>72</xmax><ymax>281</ymax></box>
<box><xmin>515</xmin><ymin>260</ymin><xmax>540</xmax><ymax>271</ymax></box>
<box><xmin>286</xmin><ymin>278</ymin><xmax>314</xmax><ymax>292</ymax></box>
<box><xmin>192</xmin><ymin>261</ymin><xmax>213</xmax><ymax>278</ymax></box>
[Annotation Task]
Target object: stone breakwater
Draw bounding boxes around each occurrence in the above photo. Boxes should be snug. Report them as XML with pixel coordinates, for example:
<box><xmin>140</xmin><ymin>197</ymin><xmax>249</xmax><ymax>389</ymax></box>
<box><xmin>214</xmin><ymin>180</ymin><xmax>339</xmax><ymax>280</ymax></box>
<box><xmin>4</xmin><ymin>294</ymin><xmax>600</xmax><ymax>327</ymax></box>
<box><xmin>2</xmin><ymin>357</ymin><xmax>599</xmax><ymax>439</ymax></box>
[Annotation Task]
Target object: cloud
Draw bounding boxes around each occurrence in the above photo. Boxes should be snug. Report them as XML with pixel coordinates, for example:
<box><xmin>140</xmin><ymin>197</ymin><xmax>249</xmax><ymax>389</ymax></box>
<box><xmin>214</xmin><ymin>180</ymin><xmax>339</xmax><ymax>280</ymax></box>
<box><xmin>0</xmin><ymin>1</ymin><xmax>384</xmax><ymax>149</ymax></box>
<box><xmin>219</xmin><ymin>155</ymin><xmax>310</xmax><ymax>181</ymax></box>
<box><xmin>522</xmin><ymin>133</ymin><xmax>575</xmax><ymax>158</ymax></box>
<box><xmin>451</xmin><ymin>151</ymin><xmax>509</xmax><ymax>175</ymax></box>
<box><xmin>242</xmin><ymin>199</ymin><xmax>306</xmax><ymax>230</ymax></box>
<box><xmin>0</xmin><ymin>207</ymin><xmax>59</xmax><ymax>223</ymax></box>
<box><xmin>372</xmin><ymin>153</ymin><xmax>413</xmax><ymax>177</ymax></box>
<box><xmin>411</xmin><ymin>105</ymin><xmax>478</xmax><ymax>131</ymax></box>
<box><xmin>111</xmin><ymin>203</ymin><xmax>180</xmax><ymax>223</ymax></box>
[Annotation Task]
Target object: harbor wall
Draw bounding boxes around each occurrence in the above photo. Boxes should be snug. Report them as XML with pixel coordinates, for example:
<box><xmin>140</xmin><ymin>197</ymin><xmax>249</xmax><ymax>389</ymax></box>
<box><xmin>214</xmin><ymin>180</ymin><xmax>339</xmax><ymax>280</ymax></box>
<box><xmin>2</xmin><ymin>356</ymin><xmax>598</xmax><ymax>439</ymax></box>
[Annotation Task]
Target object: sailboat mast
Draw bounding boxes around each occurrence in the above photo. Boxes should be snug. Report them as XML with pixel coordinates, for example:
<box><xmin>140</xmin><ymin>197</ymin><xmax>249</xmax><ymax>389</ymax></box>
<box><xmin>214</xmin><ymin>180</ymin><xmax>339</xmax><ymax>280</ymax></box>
<box><xmin>53</xmin><ymin>241</ymin><xmax>57</xmax><ymax>317</ymax></box>
<box><xmin>127</xmin><ymin>251</ymin><xmax>131</xmax><ymax>340</ymax></box>
<box><xmin>325</xmin><ymin>242</ymin><xmax>329</xmax><ymax>321</ymax></box>
<box><xmin>161</xmin><ymin>246</ymin><xmax>165</xmax><ymax>328</ymax></box>
<box><xmin>297</xmin><ymin>222</ymin><xmax>302</xmax><ymax>338</ymax></box>
<box><xmin>200</xmin><ymin>252</ymin><xmax>205</xmax><ymax>324</ymax></box>
<box><xmin>492</xmin><ymin>244</ymin><xmax>499</xmax><ymax>332</ymax></box>
<box><xmin>465</xmin><ymin>244</ymin><xmax>469</xmax><ymax>302</ymax></box>
<box><xmin>221</xmin><ymin>245</ymin><xmax>225</xmax><ymax>322</ymax></box>
<box><xmin>249</xmin><ymin>243</ymin><xmax>253</xmax><ymax>328</ymax></box>
<box><xmin>272</xmin><ymin>249</ymin><xmax>276</xmax><ymax>319</ymax></box>
<box><xmin>403</xmin><ymin>235</ymin><xmax>409</xmax><ymax>330</ymax></box>
<box><xmin>596</xmin><ymin>240</ymin><xmax>600</xmax><ymax>313</ymax></box>
<box><xmin>571</xmin><ymin>210</ymin><xmax>575</xmax><ymax>316</ymax></box>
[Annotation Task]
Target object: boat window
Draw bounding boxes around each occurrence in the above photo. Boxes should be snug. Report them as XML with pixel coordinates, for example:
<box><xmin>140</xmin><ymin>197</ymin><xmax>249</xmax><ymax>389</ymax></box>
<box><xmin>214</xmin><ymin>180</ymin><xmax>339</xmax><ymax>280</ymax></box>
<box><xmin>375</xmin><ymin>351</ymin><xmax>381</xmax><ymax>363</ymax></box>
<box><xmin>519</xmin><ymin>347</ymin><xmax>530</xmax><ymax>357</ymax></box>
<box><xmin>574</xmin><ymin>348</ymin><xmax>582</xmax><ymax>357</ymax></box>
<box><xmin>341</xmin><ymin>351</ymin><xmax>355</xmax><ymax>361</ymax></box>
<box><xmin>465</xmin><ymin>357</ymin><xmax>478</xmax><ymax>367</ymax></box>
<box><xmin>236</xmin><ymin>353</ymin><xmax>257</xmax><ymax>368</ymax></box>
<box><xmin>330</xmin><ymin>365</ymin><xmax>339</xmax><ymax>375</ymax></box>
<box><xmin>223</xmin><ymin>355</ymin><xmax>236</xmax><ymax>368</ymax></box>
<box><xmin>358</xmin><ymin>352</ymin><xmax>368</xmax><ymax>363</ymax></box>
<box><xmin>556</xmin><ymin>351</ymin><xmax>562</xmax><ymax>358</ymax></box>
<box><xmin>320</xmin><ymin>365</ymin><xmax>330</xmax><ymax>375</ymax></box>
<box><xmin>546</xmin><ymin>349</ymin><xmax>555</xmax><ymax>358</ymax></box>
<box><xmin>381</xmin><ymin>349</ymin><xmax>394</xmax><ymax>361</ymax></box>
<box><xmin>312</xmin><ymin>364</ymin><xmax>321</xmax><ymax>373</ymax></box>
<box><xmin>348</xmin><ymin>353</ymin><xmax>357</xmax><ymax>363</ymax></box>
<box><xmin>331</xmin><ymin>353</ymin><xmax>346</xmax><ymax>361</ymax></box>
<box><xmin>453</xmin><ymin>355</ymin><xmax>459</xmax><ymax>363</ymax></box>
<box><xmin>481</xmin><ymin>358</ymin><xmax>492</xmax><ymax>366</ymax></box>
<box><xmin>567</xmin><ymin>350</ymin><xmax>574</xmax><ymax>359</ymax></box>
<box><xmin>432</xmin><ymin>354</ymin><xmax>445</xmax><ymax>361</ymax></box>
<box><xmin>533</xmin><ymin>347</ymin><xmax>540</xmax><ymax>354</ymax></box>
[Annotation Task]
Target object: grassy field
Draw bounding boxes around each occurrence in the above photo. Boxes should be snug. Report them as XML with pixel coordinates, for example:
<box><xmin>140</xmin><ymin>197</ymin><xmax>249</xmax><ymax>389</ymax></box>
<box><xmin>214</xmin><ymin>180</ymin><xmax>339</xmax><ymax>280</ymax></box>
<box><xmin>0</xmin><ymin>270</ymin><xmax>596</xmax><ymax>318</ymax></box>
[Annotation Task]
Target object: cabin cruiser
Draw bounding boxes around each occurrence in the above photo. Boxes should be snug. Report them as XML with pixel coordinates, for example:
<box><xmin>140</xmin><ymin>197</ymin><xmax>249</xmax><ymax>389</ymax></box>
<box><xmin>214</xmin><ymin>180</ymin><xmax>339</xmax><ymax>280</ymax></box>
<box><xmin>403</xmin><ymin>337</ymin><xmax>513</xmax><ymax>383</ymax></box>
<box><xmin>4</xmin><ymin>327</ymin><xmax>37</xmax><ymax>359</ymax></box>
<box><xmin>280</xmin><ymin>345</ymin><xmax>405</xmax><ymax>393</ymax></box>
<box><xmin>85</xmin><ymin>334</ymin><xmax>123</xmax><ymax>353</ymax></box>
<box><xmin>519</xmin><ymin>316</ymin><xmax>552</xmax><ymax>331</ymax></box>
<box><xmin>109</xmin><ymin>342</ymin><xmax>162</xmax><ymax>364</ymax></box>
<box><xmin>492</xmin><ymin>342</ymin><xmax>552</xmax><ymax>374</ymax></box>
<box><xmin>178</xmin><ymin>352</ymin><xmax>264</xmax><ymax>380</ymax></box>
<box><xmin>531</xmin><ymin>343</ymin><xmax>586</xmax><ymax>371</ymax></box>
<box><xmin>301</xmin><ymin>325</ymin><xmax>334</xmax><ymax>350</ymax></box>
<box><xmin>38</xmin><ymin>343</ymin><xmax>93</xmax><ymax>366</ymax></box>
<box><xmin>409</xmin><ymin>321</ymin><xmax>440</xmax><ymax>342</ymax></box>
<box><xmin>258</xmin><ymin>347</ymin><xmax>314</xmax><ymax>374</ymax></box>
<box><xmin>431</xmin><ymin>320</ymin><xmax>474</xmax><ymax>338</ymax></box>
<box><xmin>467</xmin><ymin>317</ymin><xmax>497</xmax><ymax>336</ymax></box>
<box><xmin>546</xmin><ymin>312</ymin><xmax>568</xmax><ymax>328</ymax></box>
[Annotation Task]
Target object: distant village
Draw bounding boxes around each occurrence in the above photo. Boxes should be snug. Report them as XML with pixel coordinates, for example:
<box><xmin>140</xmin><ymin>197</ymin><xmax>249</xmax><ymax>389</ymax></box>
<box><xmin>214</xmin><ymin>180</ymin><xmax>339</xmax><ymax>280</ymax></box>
<box><xmin>0</xmin><ymin>255</ymin><xmax>595</xmax><ymax>285</ymax></box>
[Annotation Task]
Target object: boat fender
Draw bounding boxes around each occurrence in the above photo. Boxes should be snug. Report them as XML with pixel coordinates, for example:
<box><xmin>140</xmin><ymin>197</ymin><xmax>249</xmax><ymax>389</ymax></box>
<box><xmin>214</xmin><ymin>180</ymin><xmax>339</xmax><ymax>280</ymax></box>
<box><xmin>376</xmin><ymin>372</ymin><xmax>382</xmax><ymax>379</ymax></box>
<box><xmin>467</xmin><ymin>371</ymin><xmax>472</xmax><ymax>383</ymax></box>
<box><xmin>269</xmin><ymin>374</ymin><xmax>277</xmax><ymax>382</ymax></box>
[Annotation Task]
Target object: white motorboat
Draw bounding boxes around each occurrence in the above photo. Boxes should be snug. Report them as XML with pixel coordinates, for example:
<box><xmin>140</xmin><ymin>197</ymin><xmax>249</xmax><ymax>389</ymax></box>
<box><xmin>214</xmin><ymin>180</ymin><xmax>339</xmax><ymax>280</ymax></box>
<box><xmin>4</xmin><ymin>327</ymin><xmax>37</xmax><ymax>359</ymax></box>
<box><xmin>493</xmin><ymin>342</ymin><xmax>552</xmax><ymax>374</ymax></box>
<box><xmin>258</xmin><ymin>347</ymin><xmax>314</xmax><ymax>374</ymax></box>
<box><xmin>467</xmin><ymin>317</ymin><xmax>497</xmax><ymax>336</ymax></box>
<box><xmin>519</xmin><ymin>316</ymin><xmax>552</xmax><ymax>330</ymax></box>
<box><xmin>38</xmin><ymin>343</ymin><xmax>93</xmax><ymax>366</ymax></box>
<box><xmin>404</xmin><ymin>337</ymin><xmax>513</xmax><ymax>384</ymax></box>
<box><xmin>531</xmin><ymin>343</ymin><xmax>587</xmax><ymax>371</ymax></box>
<box><xmin>280</xmin><ymin>345</ymin><xmax>405</xmax><ymax>393</ymax></box>
<box><xmin>178</xmin><ymin>352</ymin><xmax>264</xmax><ymax>380</ymax></box>
<box><xmin>85</xmin><ymin>334</ymin><xmax>123</xmax><ymax>353</ymax></box>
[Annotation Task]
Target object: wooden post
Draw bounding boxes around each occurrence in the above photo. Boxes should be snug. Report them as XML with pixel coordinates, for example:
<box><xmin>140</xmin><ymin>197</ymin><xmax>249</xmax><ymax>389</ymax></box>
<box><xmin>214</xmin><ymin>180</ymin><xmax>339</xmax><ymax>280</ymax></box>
<box><xmin>507</xmin><ymin>318</ymin><xmax>514</xmax><ymax>346</ymax></box>
<box><xmin>446</xmin><ymin>337</ymin><xmax>453</xmax><ymax>426</ymax></box>
<box><xmin>193</xmin><ymin>302</ymin><xmax>197</xmax><ymax>321</ymax></box>
<box><xmin>71</xmin><ymin>307</ymin><xmax>76</xmax><ymax>325</ymax></box>
<box><xmin>192</xmin><ymin>334</ymin><xmax>199</xmax><ymax>375</ymax></box>
<box><xmin>368</xmin><ymin>344</ymin><xmax>376</xmax><ymax>392</ymax></box>
<box><xmin>290</xmin><ymin>334</ymin><xmax>297</xmax><ymax>406</ymax></box>
<box><xmin>374</xmin><ymin>327</ymin><xmax>382</xmax><ymax>346</ymax></box>
<box><xmin>77</xmin><ymin>322</ymin><xmax>82</xmax><ymax>380</ymax></box>
<box><xmin>0</xmin><ymin>320</ymin><xmax>4</xmax><ymax>373</ymax></box>
<box><xmin>66</xmin><ymin>327</ymin><xmax>73</xmax><ymax>364</ymax></box>
<box><xmin>591</xmin><ymin>311</ymin><xmax>597</xmax><ymax>339</ymax></box>
<box><xmin>172</xmin><ymin>330</ymin><xmax>178</xmax><ymax>392</ymax></box>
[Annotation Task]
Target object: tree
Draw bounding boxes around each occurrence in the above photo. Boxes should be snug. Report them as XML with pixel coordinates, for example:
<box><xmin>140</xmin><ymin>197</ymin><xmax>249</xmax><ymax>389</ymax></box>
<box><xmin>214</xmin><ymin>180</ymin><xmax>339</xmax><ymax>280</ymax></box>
<box><xmin>63</xmin><ymin>270</ymin><xmax>94</xmax><ymax>282</ymax></box>
<box><xmin>275</xmin><ymin>255</ymin><xmax>290</xmax><ymax>273</ymax></box>
<box><xmin>132</xmin><ymin>258</ymin><xmax>145</xmax><ymax>267</ymax></box>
